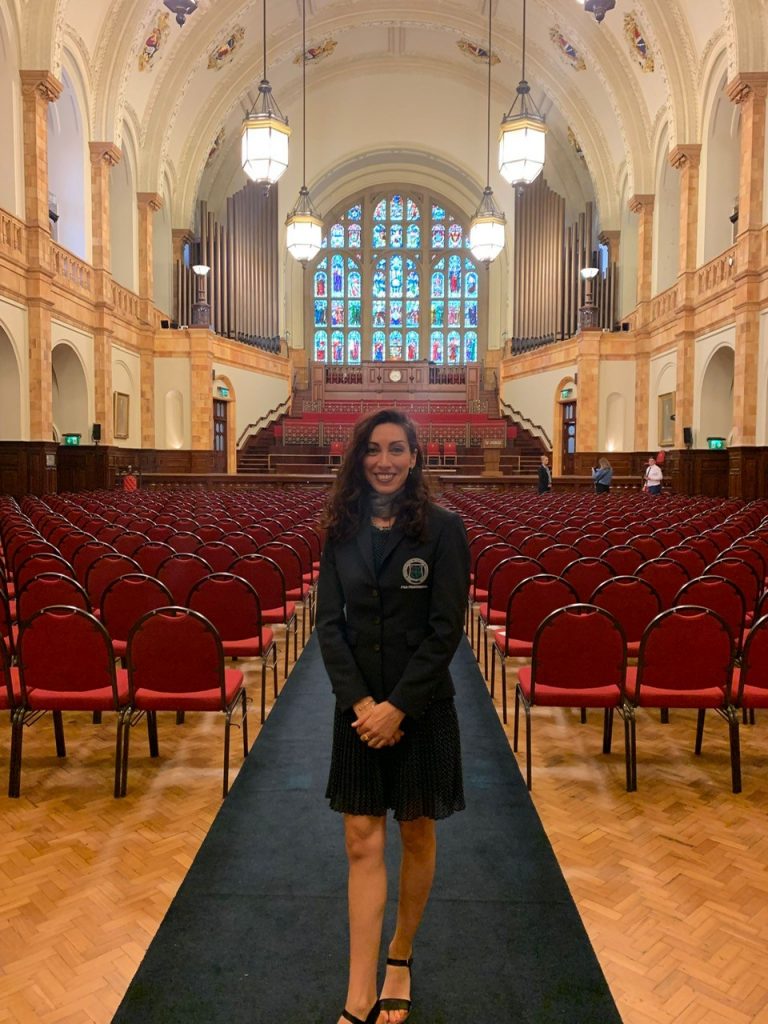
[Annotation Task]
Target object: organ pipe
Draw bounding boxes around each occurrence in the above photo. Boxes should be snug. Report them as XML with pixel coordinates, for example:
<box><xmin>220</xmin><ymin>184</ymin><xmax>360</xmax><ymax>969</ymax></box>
<box><xmin>173</xmin><ymin>182</ymin><xmax>279</xmax><ymax>339</ymax></box>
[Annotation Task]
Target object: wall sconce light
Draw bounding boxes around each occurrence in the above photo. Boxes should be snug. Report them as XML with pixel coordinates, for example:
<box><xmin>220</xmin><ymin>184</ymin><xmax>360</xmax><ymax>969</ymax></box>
<box><xmin>192</xmin><ymin>264</ymin><xmax>211</xmax><ymax>327</ymax></box>
<box><xmin>578</xmin><ymin>266</ymin><xmax>599</xmax><ymax>329</ymax></box>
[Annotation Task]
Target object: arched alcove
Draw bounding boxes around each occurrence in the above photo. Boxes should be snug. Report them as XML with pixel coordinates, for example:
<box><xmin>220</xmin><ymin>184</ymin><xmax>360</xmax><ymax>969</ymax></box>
<box><xmin>0</xmin><ymin>6</ymin><xmax>22</xmax><ymax>216</ymax></box>
<box><xmin>112</xmin><ymin>357</ymin><xmax>138</xmax><ymax>447</ymax></box>
<box><xmin>164</xmin><ymin>389</ymin><xmax>184</xmax><ymax>449</ymax></box>
<box><xmin>604</xmin><ymin>392</ymin><xmax>625</xmax><ymax>453</ymax></box>
<box><xmin>700</xmin><ymin>71</ymin><xmax>740</xmax><ymax>263</ymax></box>
<box><xmin>110</xmin><ymin>123</ymin><xmax>138</xmax><ymax>291</ymax></box>
<box><xmin>0</xmin><ymin>326</ymin><xmax>22</xmax><ymax>439</ymax></box>
<box><xmin>700</xmin><ymin>346</ymin><xmax>734</xmax><ymax>446</ymax></box>
<box><xmin>51</xmin><ymin>342</ymin><xmax>89</xmax><ymax>440</ymax></box>
<box><xmin>653</xmin><ymin>131</ymin><xmax>681</xmax><ymax>295</ymax></box>
<box><xmin>47</xmin><ymin>67</ymin><xmax>87</xmax><ymax>258</ymax></box>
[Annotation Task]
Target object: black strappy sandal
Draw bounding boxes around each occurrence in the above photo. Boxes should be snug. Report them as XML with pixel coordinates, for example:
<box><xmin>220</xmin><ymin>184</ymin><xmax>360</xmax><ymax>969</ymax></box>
<box><xmin>378</xmin><ymin>956</ymin><xmax>412</xmax><ymax>1021</ymax></box>
<box><xmin>341</xmin><ymin>1002</ymin><xmax>380</xmax><ymax>1024</ymax></box>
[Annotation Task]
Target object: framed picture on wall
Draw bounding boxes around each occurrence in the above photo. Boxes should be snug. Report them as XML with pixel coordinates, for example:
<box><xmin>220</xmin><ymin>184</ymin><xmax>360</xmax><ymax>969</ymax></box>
<box><xmin>658</xmin><ymin>392</ymin><xmax>675</xmax><ymax>447</ymax></box>
<box><xmin>114</xmin><ymin>392</ymin><xmax>130</xmax><ymax>439</ymax></box>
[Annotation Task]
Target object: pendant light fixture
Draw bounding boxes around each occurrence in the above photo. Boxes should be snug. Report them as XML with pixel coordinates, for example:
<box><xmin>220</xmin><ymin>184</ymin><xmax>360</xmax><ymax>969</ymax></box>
<box><xmin>584</xmin><ymin>0</ymin><xmax>616</xmax><ymax>24</ymax></box>
<box><xmin>498</xmin><ymin>0</ymin><xmax>546</xmax><ymax>188</ymax></box>
<box><xmin>286</xmin><ymin>0</ymin><xmax>323</xmax><ymax>263</ymax></box>
<box><xmin>469</xmin><ymin>1</ymin><xmax>506</xmax><ymax>263</ymax></box>
<box><xmin>241</xmin><ymin>0</ymin><xmax>291</xmax><ymax>185</ymax></box>
<box><xmin>163</xmin><ymin>0</ymin><xmax>198</xmax><ymax>27</ymax></box>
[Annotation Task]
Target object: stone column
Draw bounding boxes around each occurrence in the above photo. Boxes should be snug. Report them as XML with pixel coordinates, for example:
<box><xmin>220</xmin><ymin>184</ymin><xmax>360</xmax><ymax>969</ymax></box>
<box><xmin>139</xmin><ymin>340</ymin><xmax>156</xmax><ymax>448</ymax></box>
<box><xmin>20</xmin><ymin>70</ymin><xmax>62</xmax><ymax>441</ymax></box>
<box><xmin>137</xmin><ymin>192</ymin><xmax>163</xmax><ymax>322</ymax></box>
<box><xmin>634</xmin><ymin>350</ymin><xmax>650</xmax><ymax>451</ymax></box>
<box><xmin>669</xmin><ymin>145</ymin><xmax>701</xmax><ymax>448</ymax></box>
<box><xmin>575</xmin><ymin>329</ymin><xmax>600</xmax><ymax>452</ymax></box>
<box><xmin>728</xmin><ymin>74</ymin><xmax>768</xmax><ymax>445</ymax></box>
<box><xmin>90</xmin><ymin>143</ymin><xmax>122</xmax><ymax>443</ymax></box>
<box><xmin>189</xmin><ymin>330</ymin><xmax>213</xmax><ymax>451</ymax></box>
<box><xmin>628</xmin><ymin>194</ymin><xmax>655</xmax><ymax>311</ymax></box>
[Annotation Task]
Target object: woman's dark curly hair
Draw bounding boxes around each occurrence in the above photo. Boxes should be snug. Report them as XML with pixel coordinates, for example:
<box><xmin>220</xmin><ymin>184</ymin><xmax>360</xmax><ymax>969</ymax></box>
<box><xmin>323</xmin><ymin>408</ymin><xmax>432</xmax><ymax>542</ymax></box>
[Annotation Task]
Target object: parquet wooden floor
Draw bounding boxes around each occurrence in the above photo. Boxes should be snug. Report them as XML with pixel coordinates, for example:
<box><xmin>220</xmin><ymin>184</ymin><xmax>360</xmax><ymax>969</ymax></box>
<box><xmin>2</xmin><ymin>631</ymin><xmax>768</xmax><ymax>1023</ymax></box>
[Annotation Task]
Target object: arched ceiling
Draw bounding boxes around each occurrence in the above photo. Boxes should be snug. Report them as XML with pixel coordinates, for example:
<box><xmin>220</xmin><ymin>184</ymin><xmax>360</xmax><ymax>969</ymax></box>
<box><xmin>15</xmin><ymin>0</ymin><xmax>768</xmax><ymax>229</ymax></box>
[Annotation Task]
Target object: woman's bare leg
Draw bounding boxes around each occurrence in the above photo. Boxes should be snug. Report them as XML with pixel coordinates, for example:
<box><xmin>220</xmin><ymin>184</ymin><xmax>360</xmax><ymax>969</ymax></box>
<box><xmin>379</xmin><ymin>818</ymin><xmax>436</xmax><ymax>1024</ymax></box>
<box><xmin>338</xmin><ymin>814</ymin><xmax>388</xmax><ymax>1024</ymax></box>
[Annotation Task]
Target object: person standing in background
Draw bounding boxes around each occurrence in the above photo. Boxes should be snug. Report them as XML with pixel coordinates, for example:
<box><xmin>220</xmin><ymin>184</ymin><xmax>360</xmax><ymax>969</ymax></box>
<box><xmin>537</xmin><ymin>454</ymin><xmax>552</xmax><ymax>494</ymax></box>
<box><xmin>592</xmin><ymin>457</ymin><xmax>613</xmax><ymax>494</ymax></box>
<box><xmin>643</xmin><ymin>456</ymin><xmax>663</xmax><ymax>495</ymax></box>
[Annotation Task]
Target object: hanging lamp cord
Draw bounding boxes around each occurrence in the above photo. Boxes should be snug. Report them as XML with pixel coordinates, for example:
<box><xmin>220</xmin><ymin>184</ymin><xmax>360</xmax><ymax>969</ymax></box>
<box><xmin>485</xmin><ymin>0</ymin><xmax>492</xmax><ymax>188</ymax></box>
<box><xmin>302</xmin><ymin>0</ymin><xmax>307</xmax><ymax>189</ymax></box>
<box><xmin>521</xmin><ymin>0</ymin><xmax>527</xmax><ymax>83</ymax></box>
<box><xmin>262</xmin><ymin>0</ymin><xmax>267</xmax><ymax>80</ymax></box>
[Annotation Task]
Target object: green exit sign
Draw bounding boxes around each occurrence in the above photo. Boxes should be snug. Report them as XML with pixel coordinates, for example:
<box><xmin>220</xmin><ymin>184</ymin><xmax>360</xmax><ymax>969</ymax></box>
<box><xmin>707</xmin><ymin>437</ymin><xmax>725</xmax><ymax>450</ymax></box>
<box><xmin>560</xmin><ymin>388</ymin><xmax>572</xmax><ymax>399</ymax></box>
<box><xmin>63</xmin><ymin>433</ymin><xmax>81</xmax><ymax>445</ymax></box>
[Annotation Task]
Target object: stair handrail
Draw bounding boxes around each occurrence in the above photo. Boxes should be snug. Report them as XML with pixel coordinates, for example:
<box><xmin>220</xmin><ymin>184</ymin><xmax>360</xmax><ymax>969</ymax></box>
<box><xmin>499</xmin><ymin>397</ymin><xmax>553</xmax><ymax>452</ymax></box>
<box><xmin>236</xmin><ymin>377</ymin><xmax>295</xmax><ymax>449</ymax></box>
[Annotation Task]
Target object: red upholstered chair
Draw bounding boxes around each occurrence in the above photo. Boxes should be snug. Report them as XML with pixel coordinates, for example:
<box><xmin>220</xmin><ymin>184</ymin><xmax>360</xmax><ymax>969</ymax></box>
<box><xmin>675</xmin><ymin>575</ymin><xmax>746</xmax><ymax>659</ymax></box>
<box><xmin>554</xmin><ymin>526</ymin><xmax>583</xmax><ymax>547</ymax></box>
<box><xmin>156</xmin><ymin>553</ymin><xmax>213</xmax><ymax>605</ymax></box>
<box><xmin>10</xmin><ymin>607</ymin><xmax>129</xmax><ymax>798</ymax></box>
<box><xmin>733</xmin><ymin>615</ymin><xmax>768</xmax><ymax>745</ymax></box>
<box><xmin>13</xmin><ymin>552</ymin><xmax>76</xmax><ymax>594</ymax></box>
<box><xmin>188</xmin><ymin>573</ymin><xmax>278</xmax><ymax>722</ymax></box>
<box><xmin>443</xmin><ymin>442</ymin><xmax>458</xmax><ymax>466</ymax></box>
<box><xmin>515</xmin><ymin>604</ymin><xmax>629</xmax><ymax>790</ymax></box>
<box><xmin>726</xmin><ymin>544</ymin><xmax>767</xmax><ymax>586</ymax></box>
<box><xmin>633</xmin><ymin>557</ymin><xmax>691</xmax><ymax>609</ymax></box>
<box><xmin>9</xmin><ymin>537</ymin><xmax>58</xmax><ymax>576</ymax></box>
<box><xmin>145</xmin><ymin>525</ymin><xmax>176</xmax><ymax>542</ymax></box>
<box><xmin>16</xmin><ymin>572</ymin><xmax>90</xmax><ymax>624</ymax></box>
<box><xmin>707</xmin><ymin>557</ymin><xmax>762</xmax><ymax>622</ymax></box>
<box><xmin>560</xmin><ymin>557</ymin><xmax>614</xmax><ymax>602</ymax></box>
<box><xmin>197</xmin><ymin>524</ymin><xmax>225</xmax><ymax>543</ymax></box>
<box><xmin>85</xmin><ymin>552</ymin><xmax>142</xmax><ymax>609</ymax></box>
<box><xmin>230</xmin><ymin>554</ymin><xmax>298</xmax><ymax>674</ymax></box>
<box><xmin>665</xmin><ymin>545</ymin><xmax>707</xmax><ymax>580</ymax></box>
<box><xmin>257</xmin><ymin>542</ymin><xmax>312</xmax><ymax>645</ymax></box>
<box><xmin>133</xmin><ymin>541</ymin><xmax>176</xmax><ymax>577</ymax></box>
<box><xmin>426</xmin><ymin>441</ymin><xmax>441</xmax><ymax>466</ymax></box>
<box><xmin>476</xmin><ymin>555</ymin><xmax>543</xmax><ymax>679</ymax></box>
<box><xmin>113</xmin><ymin>531</ymin><xmax>150</xmax><ymax>557</ymax></box>
<box><xmin>601</xmin><ymin>544</ymin><xmax>644</xmax><ymax>576</ymax></box>
<box><xmin>0</xmin><ymin>632</ymin><xmax>22</xmax><ymax>757</ymax></box>
<box><xmin>72</xmin><ymin>540</ymin><xmax>117</xmax><ymax>587</ymax></box>
<box><xmin>57</xmin><ymin>531</ymin><xmax>94</xmax><ymax>566</ymax></box>
<box><xmin>166</xmin><ymin>531</ymin><xmax>203</xmax><ymax>555</ymax></box>
<box><xmin>519</xmin><ymin>533</ymin><xmax>555</xmax><ymax>560</ymax></box>
<box><xmin>329</xmin><ymin>441</ymin><xmax>345</xmax><ymax>465</ymax></box>
<box><xmin>470</xmin><ymin>543</ymin><xmax>515</xmax><ymax>648</ymax></box>
<box><xmin>95</xmin><ymin>524</ymin><xmax>126</xmax><ymax>545</ymax></box>
<box><xmin>629</xmin><ymin>535</ymin><xmax>665</xmax><ymax>561</ymax></box>
<box><xmin>196</xmin><ymin>541</ymin><xmax>239</xmax><ymax>573</ymax></box>
<box><xmin>537</xmin><ymin>544</ymin><xmax>580</xmax><ymax>577</ymax></box>
<box><xmin>224</xmin><ymin>531</ymin><xmax>260</xmax><ymax>558</ymax></box>
<box><xmin>492</xmin><ymin>574</ymin><xmax>579</xmax><ymax>723</ymax></box>
<box><xmin>573</xmin><ymin>533</ymin><xmax>611</xmax><ymax>558</ymax></box>
<box><xmin>122</xmin><ymin>607</ymin><xmax>248</xmax><ymax>797</ymax></box>
<box><xmin>685</xmin><ymin>535</ymin><xmax>721</xmax><ymax>565</ymax></box>
<box><xmin>624</xmin><ymin>606</ymin><xmax>739</xmax><ymax>792</ymax></box>
<box><xmin>100</xmin><ymin>573</ymin><xmax>173</xmax><ymax>660</ymax></box>
<box><xmin>590</xmin><ymin>576</ymin><xmax>662</xmax><ymax>658</ymax></box>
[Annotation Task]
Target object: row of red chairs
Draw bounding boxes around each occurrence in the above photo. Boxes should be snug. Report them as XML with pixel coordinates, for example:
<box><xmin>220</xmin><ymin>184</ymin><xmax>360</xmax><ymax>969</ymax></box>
<box><xmin>509</xmin><ymin>602</ymin><xmax>768</xmax><ymax>794</ymax></box>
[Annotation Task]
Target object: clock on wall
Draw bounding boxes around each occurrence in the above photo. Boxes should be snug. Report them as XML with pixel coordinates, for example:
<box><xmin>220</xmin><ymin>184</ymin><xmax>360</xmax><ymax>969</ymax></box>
<box><xmin>388</xmin><ymin>368</ymin><xmax>403</xmax><ymax>383</ymax></box>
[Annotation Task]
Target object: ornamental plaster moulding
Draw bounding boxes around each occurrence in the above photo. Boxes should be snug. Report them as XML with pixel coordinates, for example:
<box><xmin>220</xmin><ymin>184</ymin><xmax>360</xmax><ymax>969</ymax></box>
<box><xmin>207</xmin><ymin>25</ymin><xmax>246</xmax><ymax>70</ymax></box>
<box><xmin>668</xmin><ymin>144</ymin><xmax>701</xmax><ymax>171</ymax></box>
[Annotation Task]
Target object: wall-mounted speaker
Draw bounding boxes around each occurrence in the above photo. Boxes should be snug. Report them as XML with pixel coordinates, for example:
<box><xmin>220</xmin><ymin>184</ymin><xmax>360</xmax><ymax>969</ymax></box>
<box><xmin>683</xmin><ymin>426</ymin><xmax>693</xmax><ymax>446</ymax></box>
<box><xmin>621</xmin><ymin>321</ymin><xmax>631</xmax><ymax>332</ymax></box>
<box><xmin>92</xmin><ymin>422</ymin><xmax>102</xmax><ymax>443</ymax></box>
<box><xmin>160</xmin><ymin>319</ymin><xmax>170</xmax><ymax>329</ymax></box>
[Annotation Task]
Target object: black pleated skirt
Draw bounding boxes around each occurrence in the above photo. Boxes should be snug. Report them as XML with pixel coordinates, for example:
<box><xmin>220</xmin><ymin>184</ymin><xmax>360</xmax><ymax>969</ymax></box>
<box><xmin>326</xmin><ymin>698</ymin><xmax>465</xmax><ymax>821</ymax></box>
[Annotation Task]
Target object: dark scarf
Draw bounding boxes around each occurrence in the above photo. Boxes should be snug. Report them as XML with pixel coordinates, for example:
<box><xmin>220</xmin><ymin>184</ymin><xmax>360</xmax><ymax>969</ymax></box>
<box><xmin>368</xmin><ymin>486</ymin><xmax>405</xmax><ymax>521</ymax></box>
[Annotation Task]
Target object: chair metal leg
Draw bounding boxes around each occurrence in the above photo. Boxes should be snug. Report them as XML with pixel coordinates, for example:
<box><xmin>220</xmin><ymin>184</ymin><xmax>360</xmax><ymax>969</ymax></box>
<box><xmin>114</xmin><ymin>712</ymin><xmax>128</xmax><ymax>798</ymax></box>
<box><xmin>728</xmin><ymin>706</ymin><xmax>742</xmax><ymax>794</ymax></box>
<box><xmin>603</xmin><ymin>708</ymin><xmax>613</xmax><ymax>753</ymax></box>
<box><xmin>490</xmin><ymin>644</ymin><xmax>496</xmax><ymax>697</ymax></box>
<box><xmin>622</xmin><ymin>709</ymin><xmax>635</xmax><ymax>792</ymax></box>
<box><xmin>147</xmin><ymin>710</ymin><xmax>159</xmax><ymax>757</ymax></box>
<box><xmin>92</xmin><ymin>711</ymin><xmax>102</xmax><ymax>724</ymax></box>
<box><xmin>241</xmin><ymin>689</ymin><xmax>249</xmax><ymax>757</ymax></box>
<box><xmin>525</xmin><ymin>705</ymin><xmax>532</xmax><ymax>790</ymax></box>
<box><xmin>119</xmin><ymin>713</ymin><xmax>132</xmax><ymax>797</ymax></box>
<box><xmin>176</xmin><ymin>711</ymin><xmax>185</xmax><ymax>725</ymax></box>
<box><xmin>694</xmin><ymin>708</ymin><xmax>705</xmax><ymax>755</ymax></box>
<box><xmin>8</xmin><ymin>708</ymin><xmax>23</xmax><ymax>798</ymax></box>
<box><xmin>501</xmin><ymin>657</ymin><xmax>508</xmax><ymax>724</ymax></box>
<box><xmin>513</xmin><ymin>685</ymin><xmax>520</xmax><ymax>751</ymax></box>
<box><xmin>53</xmin><ymin>710</ymin><xmax>66</xmax><ymax>757</ymax></box>
<box><xmin>272</xmin><ymin>646</ymin><xmax>279</xmax><ymax>697</ymax></box>
<box><xmin>260</xmin><ymin>663</ymin><xmax>266</xmax><ymax>723</ymax></box>
<box><xmin>222</xmin><ymin>714</ymin><xmax>232</xmax><ymax>798</ymax></box>
<box><xmin>660</xmin><ymin>708</ymin><xmax>669</xmax><ymax>724</ymax></box>
<box><xmin>580</xmin><ymin>708</ymin><xmax>587</xmax><ymax>724</ymax></box>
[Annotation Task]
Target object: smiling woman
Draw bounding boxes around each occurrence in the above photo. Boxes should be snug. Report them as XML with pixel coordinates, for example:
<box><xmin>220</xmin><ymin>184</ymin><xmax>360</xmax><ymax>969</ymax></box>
<box><xmin>316</xmin><ymin>408</ymin><xmax>470</xmax><ymax>1024</ymax></box>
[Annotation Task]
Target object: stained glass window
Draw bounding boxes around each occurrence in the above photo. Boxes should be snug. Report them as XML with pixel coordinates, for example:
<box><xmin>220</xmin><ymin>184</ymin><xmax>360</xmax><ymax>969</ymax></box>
<box><xmin>308</xmin><ymin>192</ymin><xmax>481</xmax><ymax>365</ymax></box>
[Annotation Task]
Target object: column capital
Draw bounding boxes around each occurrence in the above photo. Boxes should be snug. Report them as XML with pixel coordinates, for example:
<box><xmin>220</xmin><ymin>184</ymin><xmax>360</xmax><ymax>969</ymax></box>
<box><xmin>19</xmin><ymin>69</ymin><xmax>62</xmax><ymax>103</ymax></box>
<box><xmin>89</xmin><ymin>142</ymin><xmax>122</xmax><ymax>167</ymax></box>
<box><xmin>137</xmin><ymin>191</ymin><xmax>164</xmax><ymax>212</ymax></box>
<box><xmin>727</xmin><ymin>73</ymin><xmax>768</xmax><ymax>105</ymax></box>
<box><xmin>669</xmin><ymin>144</ymin><xmax>701</xmax><ymax>170</ymax></box>
<box><xmin>629</xmin><ymin>194</ymin><xmax>655</xmax><ymax>214</ymax></box>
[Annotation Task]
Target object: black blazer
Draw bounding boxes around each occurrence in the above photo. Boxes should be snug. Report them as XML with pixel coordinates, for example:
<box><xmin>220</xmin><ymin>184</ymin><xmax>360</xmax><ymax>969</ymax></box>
<box><xmin>537</xmin><ymin>464</ymin><xmax>552</xmax><ymax>493</ymax></box>
<box><xmin>316</xmin><ymin>503</ymin><xmax>470</xmax><ymax>720</ymax></box>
